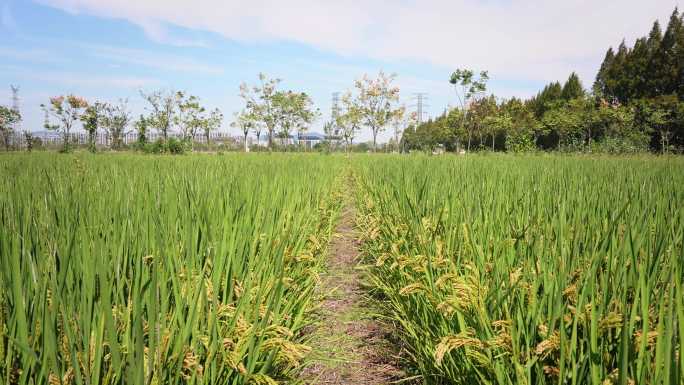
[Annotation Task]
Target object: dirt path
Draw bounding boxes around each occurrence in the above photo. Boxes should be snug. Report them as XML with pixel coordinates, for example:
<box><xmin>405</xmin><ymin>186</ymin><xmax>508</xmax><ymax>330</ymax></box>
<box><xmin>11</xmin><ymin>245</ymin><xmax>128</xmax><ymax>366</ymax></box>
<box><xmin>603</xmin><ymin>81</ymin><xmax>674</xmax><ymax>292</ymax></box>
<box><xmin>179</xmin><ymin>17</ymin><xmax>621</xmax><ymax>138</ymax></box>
<box><xmin>299</xmin><ymin>194</ymin><xmax>404</xmax><ymax>385</ymax></box>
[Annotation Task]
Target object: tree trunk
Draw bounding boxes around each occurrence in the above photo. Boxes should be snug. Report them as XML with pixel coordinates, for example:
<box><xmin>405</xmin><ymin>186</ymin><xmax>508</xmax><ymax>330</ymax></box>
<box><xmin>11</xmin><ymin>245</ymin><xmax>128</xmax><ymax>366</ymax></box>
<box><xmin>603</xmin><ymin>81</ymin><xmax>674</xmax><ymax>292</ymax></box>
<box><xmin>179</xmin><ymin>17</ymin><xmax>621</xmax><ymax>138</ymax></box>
<box><xmin>491</xmin><ymin>134</ymin><xmax>495</xmax><ymax>151</ymax></box>
<box><xmin>586</xmin><ymin>128</ymin><xmax>592</xmax><ymax>148</ymax></box>
<box><xmin>244</xmin><ymin>133</ymin><xmax>249</xmax><ymax>152</ymax></box>
<box><xmin>660</xmin><ymin>130</ymin><xmax>669</xmax><ymax>154</ymax></box>
<box><xmin>372</xmin><ymin>131</ymin><xmax>377</xmax><ymax>152</ymax></box>
<box><xmin>63</xmin><ymin>126</ymin><xmax>71</xmax><ymax>152</ymax></box>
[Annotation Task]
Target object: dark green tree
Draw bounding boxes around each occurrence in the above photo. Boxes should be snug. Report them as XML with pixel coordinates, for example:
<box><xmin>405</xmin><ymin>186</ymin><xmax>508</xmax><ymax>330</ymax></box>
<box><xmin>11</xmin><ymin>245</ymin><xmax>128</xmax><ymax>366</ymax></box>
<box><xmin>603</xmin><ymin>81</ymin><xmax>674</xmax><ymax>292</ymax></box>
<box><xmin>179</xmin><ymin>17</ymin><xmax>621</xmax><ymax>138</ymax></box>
<box><xmin>645</xmin><ymin>20</ymin><xmax>664</xmax><ymax>95</ymax></box>
<box><xmin>594</xmin><ymin>47</ymin><xmax>615</xmax><ymax>97</ymax></box>
<box><xmin>81</xmin><ymin>102</ymin><xmax>105</xmax><ymax>152</ymax></box>
<box><xmin>561</xmin><ymin>72</ymin><xmax>585</xmax><ymax>100</ymax></box>
<box><xmin>651</xmin><ymin>8</ymin><xmax>681</xmax><ymax>95</ymax></box>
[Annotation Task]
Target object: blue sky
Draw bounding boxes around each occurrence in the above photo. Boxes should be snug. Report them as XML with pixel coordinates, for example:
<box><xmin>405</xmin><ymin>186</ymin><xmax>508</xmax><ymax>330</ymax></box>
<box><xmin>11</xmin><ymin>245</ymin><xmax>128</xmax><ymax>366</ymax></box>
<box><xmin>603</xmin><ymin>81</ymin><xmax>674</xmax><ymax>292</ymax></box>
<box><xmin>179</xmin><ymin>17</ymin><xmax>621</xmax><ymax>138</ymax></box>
<box><xmin>0</xmin><ymin>0</ymin><xmax>679</xmax><ymax>141</ymax></box>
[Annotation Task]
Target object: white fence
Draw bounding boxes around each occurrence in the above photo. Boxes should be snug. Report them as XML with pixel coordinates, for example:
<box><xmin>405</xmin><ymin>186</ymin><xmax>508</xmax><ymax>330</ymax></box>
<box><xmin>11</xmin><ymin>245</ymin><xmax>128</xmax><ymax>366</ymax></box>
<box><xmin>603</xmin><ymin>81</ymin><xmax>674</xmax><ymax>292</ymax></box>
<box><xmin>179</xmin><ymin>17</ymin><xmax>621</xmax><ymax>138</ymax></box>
<box><xmin>4</xmin><ymin>131</ymin><xmax>247</xmax><ymax>149</ymax></box>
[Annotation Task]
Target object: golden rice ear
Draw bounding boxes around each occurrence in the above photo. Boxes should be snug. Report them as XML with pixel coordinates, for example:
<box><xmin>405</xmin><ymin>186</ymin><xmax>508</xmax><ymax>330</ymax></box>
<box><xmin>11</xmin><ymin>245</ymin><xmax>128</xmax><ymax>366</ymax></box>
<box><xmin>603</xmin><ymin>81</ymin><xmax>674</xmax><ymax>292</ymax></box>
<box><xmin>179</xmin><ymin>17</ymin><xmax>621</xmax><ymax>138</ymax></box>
<box><xmin>598</xmin><ymin>311</ymin><xmax>624</xmax><ymax>333</ymax></box>
<box><xmin>399</xmin><ymin>282</ymin><xmax>427</xmax><ymax>296</ymax></box>
<box><xmin>375</xmin><ymin>252</ymin><xmax>390</xmax><ymax>266</ymax></box>
<box><xmin>247</xmin><ymin>373</ymin><xmax>279</xmax><ymax>385</ymax></box>
<box><xmin>534</xmin><ymin>331</ymin><xmax>561</xmax><ymax>358</ymax></box>
<box><xmin>434</xmin><ymin>330</ymin><xmax>484</xmax><ymax>366</ymax></box>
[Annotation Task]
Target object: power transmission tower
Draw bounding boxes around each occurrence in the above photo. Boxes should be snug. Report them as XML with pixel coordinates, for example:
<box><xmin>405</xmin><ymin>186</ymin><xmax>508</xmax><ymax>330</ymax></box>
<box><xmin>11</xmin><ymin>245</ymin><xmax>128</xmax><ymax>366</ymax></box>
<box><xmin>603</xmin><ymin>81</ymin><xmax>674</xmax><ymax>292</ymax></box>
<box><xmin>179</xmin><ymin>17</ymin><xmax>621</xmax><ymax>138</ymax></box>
<box><xmin>10</xmin><ymin>85</ymin><xmax>21</xmax><ymax>132</ymax></box>
<box><xmin>331</xmin><ymin>92</ymin><xmax>340</xmax><ymax>135</ymax></box>
<box><xmin>410</xmin><ymin>92</ymin><xmax>429</xmax><ymax>125</ymax></box>
<box><xmin>331</xmin><ymin>92</ymin><xmax>340</xmax><ymax>120</ymax></box>
<box><xmin>325</xmin><ymin>92</ymin><xmax>341</xmax><ymax>151</ymax></box>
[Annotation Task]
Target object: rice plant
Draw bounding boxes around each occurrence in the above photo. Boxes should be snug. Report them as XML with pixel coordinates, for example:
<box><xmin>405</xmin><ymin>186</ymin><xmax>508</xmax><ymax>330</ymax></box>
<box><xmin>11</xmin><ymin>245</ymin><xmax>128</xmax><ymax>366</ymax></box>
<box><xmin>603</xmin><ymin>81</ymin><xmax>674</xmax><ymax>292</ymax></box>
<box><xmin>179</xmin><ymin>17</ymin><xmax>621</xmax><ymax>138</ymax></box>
<box><xmin>0</xmin><ymin>153</ymin><xmax>342</xmax><ymax>384</ymax></box>
<box><xmin>355</xmin><ymin>154</ymin><xmax>684</xmax><ymax>384</ymax></box>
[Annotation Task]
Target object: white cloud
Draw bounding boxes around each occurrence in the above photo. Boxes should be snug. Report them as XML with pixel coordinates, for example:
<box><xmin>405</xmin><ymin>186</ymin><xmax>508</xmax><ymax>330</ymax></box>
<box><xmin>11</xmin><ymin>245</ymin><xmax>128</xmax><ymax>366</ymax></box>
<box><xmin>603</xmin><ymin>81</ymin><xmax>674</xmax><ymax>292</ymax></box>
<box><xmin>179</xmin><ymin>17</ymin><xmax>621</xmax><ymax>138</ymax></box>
<box><xmin>135</xmin><ymin>19</ymin><xmax>211</xmax><ymax>48</ymax></box>
<box><xmin>36</xmin><ymin>0</ymin><xmax>680</xmax><ymax>85</ymax></box>
<box><xmin>1</xmin><ymin>64</ymin><xmax>161</xmax><ymax>89</ymax></box>
<box><xmin>85</xmin><ymin>44</ymin><xmax>225</xmax><ymax>75</ymax></box>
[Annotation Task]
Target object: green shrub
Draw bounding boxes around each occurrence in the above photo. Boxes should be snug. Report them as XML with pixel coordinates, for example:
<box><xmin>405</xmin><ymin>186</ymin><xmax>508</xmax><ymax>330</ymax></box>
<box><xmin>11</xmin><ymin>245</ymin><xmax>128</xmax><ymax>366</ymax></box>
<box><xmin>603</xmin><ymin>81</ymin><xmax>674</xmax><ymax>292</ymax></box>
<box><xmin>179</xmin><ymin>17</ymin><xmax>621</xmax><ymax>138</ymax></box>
<box><xmin>505</xmin><ymin>132</ymin><xmax>536</xmax><ymax>153</ymax></box>
<box><xmin>166</xmin><ymin>137</ymin><xmax>187</xmax><ymax>154</ymax></box>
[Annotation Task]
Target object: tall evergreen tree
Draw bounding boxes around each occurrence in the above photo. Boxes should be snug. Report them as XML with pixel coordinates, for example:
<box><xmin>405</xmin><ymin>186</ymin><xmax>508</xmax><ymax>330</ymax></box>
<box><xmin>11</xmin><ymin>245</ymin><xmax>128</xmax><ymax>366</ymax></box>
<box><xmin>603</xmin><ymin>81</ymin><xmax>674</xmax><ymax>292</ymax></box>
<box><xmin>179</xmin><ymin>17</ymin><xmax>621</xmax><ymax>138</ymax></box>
<box><xmin>594</xmin><ymin>47</ymin><xmax>615</xmax><ymax>96</ymax></box>
<box><xmin>607</xmin><ymin>41</ymin><xmax>629</xmax><ymax>102</ymax></box>
<box><xmin>624</xmin><ymin>38</ymin><xmax>650</xmax><ymax>99</ymax></box>
<box><xmin>561</xmin><ymin>72</ymin><xmax>584</xmax><ymax>100</ymax></box>
<box><xmin>676</xmin><ymin>13</ymin><xmax>684</xmax><ymax>99</ymax></box>
<box><xmin>528</xmin><ymin>81</ymin><xmax>563</xmax><ymax>118</ymax></box>
<box><xmin>652</xmin><ymin>8</ymin><xmax>681</xmax><ymax>95</ymax></box>
<box><xmin>645</xmin><ymin>20</ymin><xmax>664</xmax><ymax>97</ymax></box>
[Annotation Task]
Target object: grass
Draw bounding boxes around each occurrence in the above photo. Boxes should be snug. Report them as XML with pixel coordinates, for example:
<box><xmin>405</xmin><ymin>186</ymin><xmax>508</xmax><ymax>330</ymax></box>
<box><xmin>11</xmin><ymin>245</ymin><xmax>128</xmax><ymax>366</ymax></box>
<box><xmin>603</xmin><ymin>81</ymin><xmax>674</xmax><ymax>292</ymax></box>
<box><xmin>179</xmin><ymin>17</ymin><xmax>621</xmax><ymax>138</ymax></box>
<box><xmin>0</xmin><ymin>153</ymin><xmax>343</xmax><ymax>384</ymax></box>
<box><xmin>354</xmin><ymin>154</ymin><xmax>684</xmax><ymax>384</ymax></box>
<box><xmin>2</xmin><ymin>152</ymin><xmax>683</xmax><ymax>384</ymax></box>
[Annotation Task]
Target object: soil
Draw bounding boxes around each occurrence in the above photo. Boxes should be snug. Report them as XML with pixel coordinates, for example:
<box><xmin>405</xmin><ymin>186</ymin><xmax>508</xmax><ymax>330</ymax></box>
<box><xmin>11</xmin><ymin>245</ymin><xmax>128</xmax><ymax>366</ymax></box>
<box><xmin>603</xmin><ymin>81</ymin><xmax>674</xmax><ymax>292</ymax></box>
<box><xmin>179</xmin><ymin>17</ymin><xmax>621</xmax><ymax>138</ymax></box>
<box><xmin>299</xmin><ymin>195</ymin><xmax>405</xmax><ymax>385</ymax></box>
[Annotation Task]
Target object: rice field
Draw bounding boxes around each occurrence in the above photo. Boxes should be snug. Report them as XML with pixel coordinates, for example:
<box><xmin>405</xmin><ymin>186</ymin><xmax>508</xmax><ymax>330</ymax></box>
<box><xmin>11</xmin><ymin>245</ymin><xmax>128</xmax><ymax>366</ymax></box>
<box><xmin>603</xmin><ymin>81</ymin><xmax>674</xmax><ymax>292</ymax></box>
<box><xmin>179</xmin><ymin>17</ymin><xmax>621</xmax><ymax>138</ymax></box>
<box><xmin>0</xmin><ymin>153</ymin><xmax>342</xmax><ymax>384</ymax></box>
<box><xmin>1</xmin><ymin>153</ymin><xmax>683</xmax><ymax>384</ymax></box>
<box><xmin>355</xmin><ymin>155</ymin><xmax>684</xmax><ymax>384</ymax></box>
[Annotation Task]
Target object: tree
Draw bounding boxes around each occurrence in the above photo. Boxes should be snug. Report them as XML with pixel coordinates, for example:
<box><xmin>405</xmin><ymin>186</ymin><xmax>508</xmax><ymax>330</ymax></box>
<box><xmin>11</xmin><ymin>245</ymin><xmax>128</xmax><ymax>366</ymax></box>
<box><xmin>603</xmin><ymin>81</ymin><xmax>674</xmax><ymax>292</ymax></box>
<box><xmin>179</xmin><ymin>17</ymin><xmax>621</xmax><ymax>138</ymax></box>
<box><xmin>600</xmin><ymin>104</ymin><xmax>639</xmax><ymax>149</ymax></box>
<box><xmin>338</xmin><ymin>93</ymin><xmax>363</xmax><ymax>152</ymax></box>
<box><xmin>594</xmin><ymin>47</ymin><xmax>616</xmax><ymax>97</ymax></box>
<box><xmin>353</xmin><ymin>71</ymin><xmax>402</xmax><ymax>151</ymax></box>
<box><xmin>0</xmin><ymin>105</ymin><xmax>20</xmax><ymax>151</ymax></box>
<box><xmin>449</xmin><ymin>68</ymin><xmax>489</xmax><ymax>151</ymax></box>
<box><xmin>23</xmin><ymin>131</ymin><xmax>35</xmax><ymax>152</ymax></box>
<box><xmin>528</xmin><ymin>81</ymin><xmax>563</xmax><ymax>118</ymax></box>
<box><xmin>483</xmin><ymin>108</ymin><xmax>512</xmax><ymax>151</ymax></box>
<box><xmin>561</xmin><ymin>72</ymin><xmax>585</xmax><ymax>100</ymax></box>
<box><xmin>42</xmin><ymin>95</ymin><xmax>88</xmax><ymax>152</ymax></box>
<box><xmin>389</xmin><ymin>106</ymin><xmax>414</xmax><ymax>153</ymax></box>
<box><xmin>202</xmin><ymin>108</ymin><xmax>223</xmax><ymax>147</ymax></box>
<box><xmin>231</xmin><ymin>109</ymin><xmax>256</xmax><ymax>152</ymax></box>
<box><xmin>272</xmin><ymin>90</ymin><xmax>318</xmax><ymax>147</ymax></box>
<box><xmin>651</xmin><ymin>8</ymin><xmax>682</xmax><ymax>96</ymax></box>
<box><xmin>540</xmin><ymin>101</ymin><xmax>585</xmax><ymax>150</ymax></box>
<box><xmin>645</xmin><ymin>21</ymin><xmax>664</xmax><ymax>91</ymax></box>
<box><xmin>175</xmin><ymin>92</ymin><xmax>204</xmax><ymax>142</ymax></box>
<box><xmin>468</xmin><ymin>95</ymin><xmax>497</xmax><ymax>149</ymax></box>
<box><xmin>322</xmin><ymin>121</ymin><xmax>338</xmax><ymax>151</ymax></box>
<box><xmin>642</xmin><ymin>104</ymin><xmax>671</xmax><ymax>153</ymax></box>
<box><xmin>253</xmin><ymin>119</ymin><xmax>264</xmax><ymax>147</ymax></box>
<box><xmin>240</xmin><ymin>73</ymin><xmax>281</xmax><ymax>150</ymax></box>
<box><xmin>141</xmin><ymin>90</ymin><xmax>176</xmax><ymax>140</ymax></box>
<box><xmin>677</xmin><ymin>13</ymin><xmax>684</xmax><ymax>99</ymax></box>
<box><xmin>81</xmin><ymin>102</ymin><xmax>105</xmax><ymax>152</ymax></box>
<box><xmin>101</xmin><ymin>100</ymin><xmax>132</xmax><ymax>150</ymax></box>
<box><xmin>134</xmin><ymin>115</ymin><xmax>149</xmax><ymax>147</ymax></box>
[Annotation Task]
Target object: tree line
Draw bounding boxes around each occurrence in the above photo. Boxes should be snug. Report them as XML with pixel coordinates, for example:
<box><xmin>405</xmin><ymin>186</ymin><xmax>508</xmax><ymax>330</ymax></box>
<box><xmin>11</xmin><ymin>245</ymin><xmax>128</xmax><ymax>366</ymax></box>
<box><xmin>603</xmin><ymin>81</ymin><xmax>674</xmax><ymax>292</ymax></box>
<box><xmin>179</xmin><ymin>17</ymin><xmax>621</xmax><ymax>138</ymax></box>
<box><xmin>3</xmin><ymin>9</ymin><xmax>682</xmax><ymax>155</ymax></box>
<box><xmin>234</xmin><ymin>71</ymin><xmax>408</xmax><ymax>152</ymax></box>
<box><xmin>1</xmin><ymin>71</ymin><xmax>411</xmax><ymax>153</ymax></box>
<box><xmin>404</xmin><ymin>7</ymin><xmax>684</xmax><ymax>154</ymax></box>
